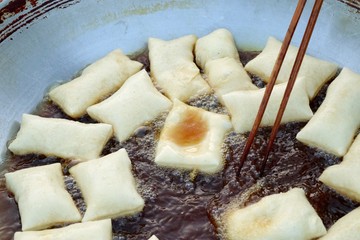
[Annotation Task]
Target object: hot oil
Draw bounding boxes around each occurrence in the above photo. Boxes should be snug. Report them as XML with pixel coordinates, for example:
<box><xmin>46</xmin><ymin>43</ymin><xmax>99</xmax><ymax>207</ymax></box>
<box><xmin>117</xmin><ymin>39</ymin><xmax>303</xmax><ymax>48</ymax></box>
<box><xmin>0</xmin><ymin>50</ymin><xmax>358</xmax><ymax>240</ymax></box>
<box><xmin>0</xmin><ymin>183</ymin><xmax>21</xmax><ymax>240</ymax></box>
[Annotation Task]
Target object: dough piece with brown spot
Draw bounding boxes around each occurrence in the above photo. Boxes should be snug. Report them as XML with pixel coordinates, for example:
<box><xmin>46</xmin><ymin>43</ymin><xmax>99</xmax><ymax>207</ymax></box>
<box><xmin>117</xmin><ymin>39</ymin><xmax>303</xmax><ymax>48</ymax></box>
<box><xmin>155</xmin><ymin>99</ymin><xmax>232</xmax><ymax>174</ymax></box>
<box><xmin>224</xmin><ymin>188</ymin><xmax>326</xmax><ymax>240</ymax></box>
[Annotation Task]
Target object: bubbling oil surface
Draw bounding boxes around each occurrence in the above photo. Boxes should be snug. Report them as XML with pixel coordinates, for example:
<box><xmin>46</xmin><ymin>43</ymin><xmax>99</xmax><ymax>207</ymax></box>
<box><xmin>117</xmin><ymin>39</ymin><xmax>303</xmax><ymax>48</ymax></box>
<box><xmin>0</xmin><ymin>51</ymin><xmax>357</xmax><ymax>240</ymax></box>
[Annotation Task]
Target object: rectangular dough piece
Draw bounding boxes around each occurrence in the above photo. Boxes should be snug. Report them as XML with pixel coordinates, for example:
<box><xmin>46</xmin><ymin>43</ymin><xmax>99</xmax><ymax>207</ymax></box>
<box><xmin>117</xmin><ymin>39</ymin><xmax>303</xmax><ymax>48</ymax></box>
<box><xmin>318</xmin><ymin>207</ymin><xmax>360</xmax><ymax>240</ymax></box>
<box><xmin>245</xmin><ymin>36</ymin><xmax>338</xmax><ymax>99</ymax></box>
<box><xmin>14</xmin><ymin>219</ymin><xmax>112</xmax><ymax>240</ymax></box>
<box><xmin>5</xmin><ymin>163</ymin><xmax>81</xmax><ymax>231</ymax></box>
<box><xmin>204</xmin><ymin>57</ymin><xmax>258</xmax><ymax>104</ymax></box>
<box><xmin>195</xmin><ymin>28</ymin><xmax>240</xmax><ymax>69</ymax></box>
<box><xmin>155</xmin><ymin>99</ymin><xmax>232</xmax><ymax>174</ymax></box>
<box><xmin>224</xmin><ymin>188</ymin><xmax>326</xmax><ymax>240</ymax></box>
<box><xmin>149</xmin><ymin>35</ymin><xmax>211</xmax><ymax>101</ymax></box>
<box><xmin>296</xmin><ymin>68</ymin><xmax>360</xmax><ymax>156</ymax></box>
<box><xmin>319</xmin><ymin>133</ymin><xmax>360</xmax><ymax>202</ymax></box>
<box><xmin>222</xmin><ymin>79</ymin><xmax>313</xmax><ymax>133</ymax></box>
<box><xmin>49</xmin><ymin>49</ymin><xmax>143</xmax><ymax>118</ymax></box>
<box><xmin>69</xmin><ymin>149</ymin><xmax>145</xmax><ymax>222</ymax></box>
<box><xmin>87</xmin><ymin>69</ymin><xmax>172</xmax><ymax>142</ymax></box>
<box><xmin>8</xmin><ymin>114</ymin><xmax>113</xmax><ymax>161</ymax></box>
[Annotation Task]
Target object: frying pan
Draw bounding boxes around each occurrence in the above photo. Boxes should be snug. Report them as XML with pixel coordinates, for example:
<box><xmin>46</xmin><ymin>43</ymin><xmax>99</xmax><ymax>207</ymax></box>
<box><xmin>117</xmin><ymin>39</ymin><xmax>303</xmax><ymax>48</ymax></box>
<box><xmin>0</xmin><ymin>0</ymin><xmax>359</xmax><ymax>238</ymax></box>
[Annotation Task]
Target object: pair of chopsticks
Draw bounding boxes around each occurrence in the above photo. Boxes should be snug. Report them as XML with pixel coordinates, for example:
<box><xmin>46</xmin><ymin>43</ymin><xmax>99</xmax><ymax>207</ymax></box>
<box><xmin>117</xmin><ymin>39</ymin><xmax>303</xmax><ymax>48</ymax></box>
<box><xmin>238</xmin><ymin>0</ymin><xmax>324</xmax><ymax>177</ymax></box>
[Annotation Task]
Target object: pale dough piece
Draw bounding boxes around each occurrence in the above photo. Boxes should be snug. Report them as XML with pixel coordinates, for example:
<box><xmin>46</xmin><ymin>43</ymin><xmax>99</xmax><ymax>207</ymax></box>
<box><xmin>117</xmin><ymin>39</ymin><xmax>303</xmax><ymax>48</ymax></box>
<box><xmin>14</xmin><ymin>219</ymin><xmax>112</xmax><ymax>240</ymax></box>
<box><xmin>296</xmin><ymin>68</ymin><xmax>360</xmax><ymax>156</ymax></box>
<box><xmin>5</xmin><ymin>163</ymin><xmax>81</xmax><ymax>231</ymax></box>
<box><xmin>319</xmin><ymin>133</ymin><xmax>360</xmax><ymax>202</ymax></box>
<box><xmin>155</xmin><ymin>99</ymin><xmax>232</xmax><ymax>174</ymax></box>
<box><xmin>149</xmin><ymin>35</ymin><xmax>211</xmax><ymax>101</ymax></box>
<box><xmin>225</xmin><ymin>188</ymin><xmax>326</xmax><ymax>240</ymax></box>
<box><xmin>69</xmin><ymin>149</ymin><xmax>145</xmax><ymax>222</ymax></box>
<box><xmin>319</xmin><ymin>207</ymin><xmax>360</xmax><ymax>240</ymax></box>
<box><xmin>8</xmin><ymin>114</ymin><xmax>113</xmax><ymax>161</ymax></box>
<box><xmin>49</xmin><ymin>49</ymin><xmax>143</xmax><ymax>118</ymax></box>
<box><xmin>245</xmin><ymin>36</ymin><xmax>338</xmax><ymax>99</ymax></box>
<box><xmin>87</xmin><ymin>70</ymin><xmax>172</xmax><ymax>142</ymax></box>
<box><xmin>222</xmin><ymin>79</ymin><xmax>313</xmax><ymax>133</ymax></box>
<box><xmin>148</xmin><ymin>235</ymin><xmax>160</xmax><ymax>240</ymax></box>
<box><xmin>195</xmin><ymin>28</ymin><xmax>240</xmax><ymax>69</ymax></box>
<box><xmin>205</xmin><ymin>57</ymin><xmax>258</xmax><ymax>103</ymax></box>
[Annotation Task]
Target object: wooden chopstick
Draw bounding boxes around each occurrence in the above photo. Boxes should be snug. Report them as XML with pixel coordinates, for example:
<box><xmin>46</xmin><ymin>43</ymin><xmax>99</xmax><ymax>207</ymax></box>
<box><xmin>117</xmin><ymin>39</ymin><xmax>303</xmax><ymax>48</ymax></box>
<box><xmin>259</xmin><ymin>0</ymin><xmax>324</xmax><ymax>176</ymax></box>
<box><xmin>237</xmin><ymin>0</ymin><xmax>307</xmax><ymax>176</ymax></box>
<box><xmin>238</xmin><ymin>0</ymin><xmax>324</xmax><ymax>177</ymax></box>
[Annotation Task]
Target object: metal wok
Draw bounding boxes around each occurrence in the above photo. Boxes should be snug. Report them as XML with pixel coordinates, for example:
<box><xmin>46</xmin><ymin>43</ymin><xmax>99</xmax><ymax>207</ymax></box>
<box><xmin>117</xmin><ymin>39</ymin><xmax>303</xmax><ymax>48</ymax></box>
<box><xmin>0</xmin><ymin>0</ymin><xmax>359</xmax><ymax>239</ymax></box>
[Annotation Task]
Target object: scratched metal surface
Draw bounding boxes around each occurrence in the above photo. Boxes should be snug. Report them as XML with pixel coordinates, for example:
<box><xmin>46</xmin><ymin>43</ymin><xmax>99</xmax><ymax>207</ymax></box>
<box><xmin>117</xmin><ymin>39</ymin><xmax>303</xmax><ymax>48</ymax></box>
<box><xmin>0</xmin><ymin>0</ymin><xmax>359</xmax><ymax>161</ymax></box>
